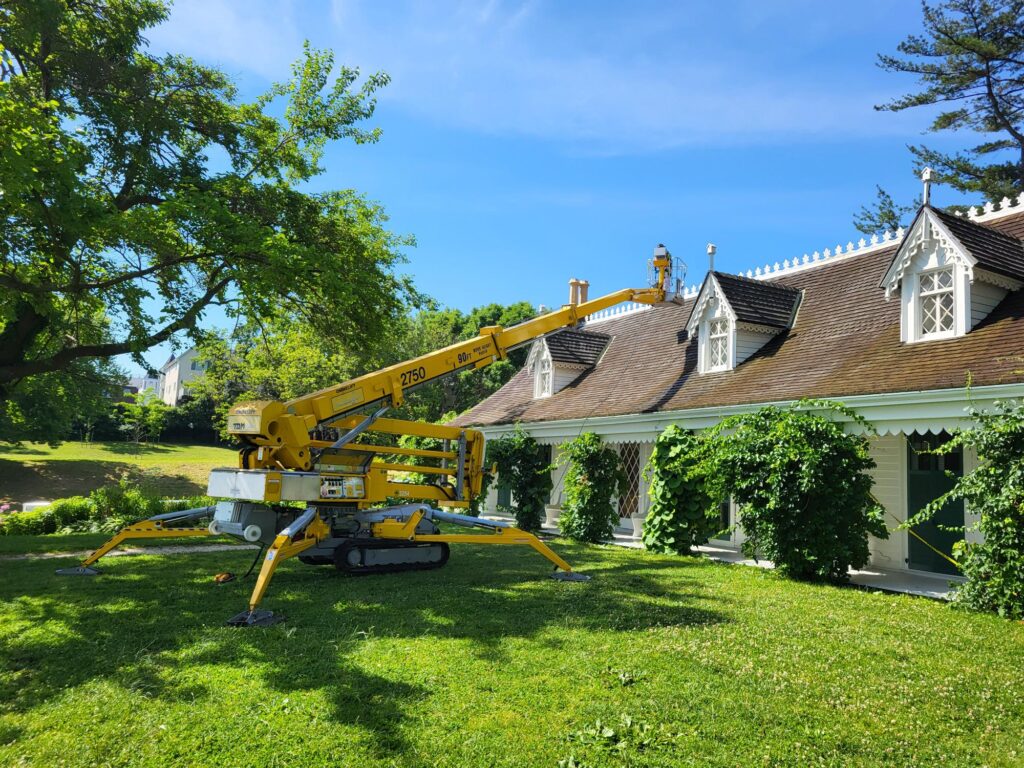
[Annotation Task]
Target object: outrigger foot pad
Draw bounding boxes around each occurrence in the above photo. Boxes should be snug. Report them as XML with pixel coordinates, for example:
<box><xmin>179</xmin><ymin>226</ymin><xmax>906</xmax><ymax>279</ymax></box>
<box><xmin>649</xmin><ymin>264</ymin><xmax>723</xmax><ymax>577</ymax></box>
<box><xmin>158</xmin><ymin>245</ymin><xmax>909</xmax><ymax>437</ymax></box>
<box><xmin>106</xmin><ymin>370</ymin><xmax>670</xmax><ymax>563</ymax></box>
<box><xmin>55</xmin><ymin>566</ymin><xmax>101</xmax><ymax>576</ymax></box>
<box><xmin>551</xmin><ymin>571</ymin><xmax>591</xmax><ymax>582</ymax></box>
<box><xmin>225</xmin><ymin>609</ymin><xmax>284</xmax><ymax>628</ymax></box>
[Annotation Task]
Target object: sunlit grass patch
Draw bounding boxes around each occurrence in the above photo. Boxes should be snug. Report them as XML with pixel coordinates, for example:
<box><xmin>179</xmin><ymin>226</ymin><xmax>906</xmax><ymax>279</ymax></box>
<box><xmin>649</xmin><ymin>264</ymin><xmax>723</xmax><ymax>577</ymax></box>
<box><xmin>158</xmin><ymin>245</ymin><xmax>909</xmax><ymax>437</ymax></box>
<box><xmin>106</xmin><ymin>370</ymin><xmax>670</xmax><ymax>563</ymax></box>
<box><xmin>0</xmin><ymin>538</ymin><xmax>1021</xmax><ymax>767</ymax></box>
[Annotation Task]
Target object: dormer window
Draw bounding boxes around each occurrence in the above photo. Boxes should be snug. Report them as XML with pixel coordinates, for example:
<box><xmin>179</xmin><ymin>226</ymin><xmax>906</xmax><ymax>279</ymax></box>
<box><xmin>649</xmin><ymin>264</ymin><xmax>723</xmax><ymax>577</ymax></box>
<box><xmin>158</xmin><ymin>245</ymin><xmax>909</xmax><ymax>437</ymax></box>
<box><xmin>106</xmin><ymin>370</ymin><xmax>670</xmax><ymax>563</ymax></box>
<box><xmin>525</xmin><ymin>329</ymin><xmax>610</xmax><ymax>399</ymax></box>
<box><xmin>686</xmin><ymin>271</ymin><xmax>801</xmax><ymax>375</ymax></box>
<box><xmin>707</xmin><ymin>318</ymin><xmax>730</xmax><ymax>371</ymax></box>
<box><xmin>918</xmin><ymin>267</ymin><xmax>955</xmax><ymax>338</ymax></box>
<box><xmin>881</xmin><ymin>206</ymin><xmax>1024</xmax><ymax>344</ymax></box>
<box><xmin>535</xmin><ymin>354</ymin><xmax>552</xmax><ymax>398</ymax></box>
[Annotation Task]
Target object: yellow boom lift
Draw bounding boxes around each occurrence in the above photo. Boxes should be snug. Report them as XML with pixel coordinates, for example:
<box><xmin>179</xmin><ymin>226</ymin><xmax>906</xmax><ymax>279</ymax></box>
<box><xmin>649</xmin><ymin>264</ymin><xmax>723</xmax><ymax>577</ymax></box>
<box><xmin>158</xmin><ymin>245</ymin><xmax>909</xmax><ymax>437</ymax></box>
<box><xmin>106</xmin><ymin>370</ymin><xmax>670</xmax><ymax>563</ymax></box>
<box><xmin>58</xmin><ymin>250</ymin><xmax>675</xmax><ymax>626</ymax></box>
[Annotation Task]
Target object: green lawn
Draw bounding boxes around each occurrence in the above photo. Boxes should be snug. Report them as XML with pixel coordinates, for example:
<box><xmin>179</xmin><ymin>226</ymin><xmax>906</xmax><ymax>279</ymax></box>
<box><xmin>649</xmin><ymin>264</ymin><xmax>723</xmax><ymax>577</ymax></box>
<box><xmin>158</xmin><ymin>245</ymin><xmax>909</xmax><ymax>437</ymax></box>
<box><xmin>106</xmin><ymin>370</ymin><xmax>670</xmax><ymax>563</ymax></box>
<box><xmin>0</xmin><ymin>533</ymin><xmax>244</xmax><ymax>556</ymax></box>
<box><xmin>1</xmin><ymin>537</ymin><xmax>1021</xmax><ymax>767</ymax></box>
<box><xmin>0</xmin><ymin>441</ymin><xmax>237</xmax><ymax>504</ymax></box>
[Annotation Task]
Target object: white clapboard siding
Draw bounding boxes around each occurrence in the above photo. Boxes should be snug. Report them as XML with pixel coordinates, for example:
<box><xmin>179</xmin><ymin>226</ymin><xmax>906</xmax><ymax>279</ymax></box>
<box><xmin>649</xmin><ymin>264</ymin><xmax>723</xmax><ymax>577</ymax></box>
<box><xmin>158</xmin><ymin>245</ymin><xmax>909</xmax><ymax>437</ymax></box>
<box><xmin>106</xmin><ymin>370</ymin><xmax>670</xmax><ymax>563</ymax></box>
<box><xmin>970</xmin><ymin>280</ymin><xmax>1008</xmax><ymax>328</ymax></box>
<box><xmin>867</xmin><ymin>433</ymin><xmax>907</xmax><ymax>569</ymax></box>
<box><xmin>552</xmin><ymin>365</ymin><xmax>583</xmax><ymax>395</ymax></box>
<box><xmin>734</xmin><ymin>328</ymin><xmax>776</xmax><ymax>365</ymax></box>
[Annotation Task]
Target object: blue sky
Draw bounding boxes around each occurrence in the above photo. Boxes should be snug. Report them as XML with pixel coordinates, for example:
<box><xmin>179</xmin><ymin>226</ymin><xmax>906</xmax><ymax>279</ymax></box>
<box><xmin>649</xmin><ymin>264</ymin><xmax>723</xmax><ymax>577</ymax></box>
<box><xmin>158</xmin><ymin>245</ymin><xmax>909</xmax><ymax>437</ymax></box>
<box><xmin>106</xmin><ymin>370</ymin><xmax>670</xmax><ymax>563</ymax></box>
<box><xmin>134</xmin><ymin>0</ymin><xmax>971</xmax><ymax>372</ymax></box>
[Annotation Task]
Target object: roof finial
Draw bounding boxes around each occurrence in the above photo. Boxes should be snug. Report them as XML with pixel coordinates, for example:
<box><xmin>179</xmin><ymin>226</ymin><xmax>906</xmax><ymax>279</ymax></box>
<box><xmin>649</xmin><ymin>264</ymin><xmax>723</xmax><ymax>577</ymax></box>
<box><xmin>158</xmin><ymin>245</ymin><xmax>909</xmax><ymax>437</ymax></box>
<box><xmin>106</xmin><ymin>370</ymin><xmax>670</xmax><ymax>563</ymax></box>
<box><xmin>921</xmin><ymin>167</ymin><xmax>933</xmax><ymax>207</ymax></box>
<box><xmin>707</xmin><ymin>242</ymin><xmax>717</xmax><ymax>273</ymax></box>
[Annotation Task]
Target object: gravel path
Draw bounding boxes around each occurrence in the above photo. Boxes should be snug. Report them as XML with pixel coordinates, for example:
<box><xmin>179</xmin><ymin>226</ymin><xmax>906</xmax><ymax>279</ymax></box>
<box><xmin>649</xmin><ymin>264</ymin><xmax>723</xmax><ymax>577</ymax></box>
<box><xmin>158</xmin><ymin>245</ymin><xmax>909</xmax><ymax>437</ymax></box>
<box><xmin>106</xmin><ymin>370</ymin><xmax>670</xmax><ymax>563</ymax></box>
<box><xmin>0</xmin><ymin>543</ymin><xmax>258</xmax><ymax>561</ymax></box>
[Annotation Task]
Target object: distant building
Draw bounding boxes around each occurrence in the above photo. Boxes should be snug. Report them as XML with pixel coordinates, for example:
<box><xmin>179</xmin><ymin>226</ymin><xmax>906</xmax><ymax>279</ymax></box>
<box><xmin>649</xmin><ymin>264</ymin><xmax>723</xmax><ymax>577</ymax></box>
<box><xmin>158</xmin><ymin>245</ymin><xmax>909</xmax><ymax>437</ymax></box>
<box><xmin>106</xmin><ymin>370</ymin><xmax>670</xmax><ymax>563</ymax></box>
<box><xmin>126</xmin><ymin>376</ymin><xmax>160</xmax><ymax>397</ymax></box>
<box><xmin>158</xmin><ymin>349</ymin><xmax>208</xmax><ymax>406</ymax></box>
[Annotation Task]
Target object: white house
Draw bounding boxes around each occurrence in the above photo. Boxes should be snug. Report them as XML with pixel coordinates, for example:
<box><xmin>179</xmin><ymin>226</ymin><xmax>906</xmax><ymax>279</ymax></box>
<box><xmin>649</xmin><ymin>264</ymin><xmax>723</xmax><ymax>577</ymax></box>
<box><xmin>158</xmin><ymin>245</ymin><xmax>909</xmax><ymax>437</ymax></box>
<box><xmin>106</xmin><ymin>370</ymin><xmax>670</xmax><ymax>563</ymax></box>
<box><xmin>125</xmin><ymin>376</ymin><xmax>159</xmax><ymax>397</ymax></box>
<box><xmin>453</xmin><ymin>185</ymin><xmax>1024</xmax><ymax>579</ymax></box>
<box><xmin>157</xmin><ymin>348</ymin><xmax>208</xmax><ymax>406</ymax></box>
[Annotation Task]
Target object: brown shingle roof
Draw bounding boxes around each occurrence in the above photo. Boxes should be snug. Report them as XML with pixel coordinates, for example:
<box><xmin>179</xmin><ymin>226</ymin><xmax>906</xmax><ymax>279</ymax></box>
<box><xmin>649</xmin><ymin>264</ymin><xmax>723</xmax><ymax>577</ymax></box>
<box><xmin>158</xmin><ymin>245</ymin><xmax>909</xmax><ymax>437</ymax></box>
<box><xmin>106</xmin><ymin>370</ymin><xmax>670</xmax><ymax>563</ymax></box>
<box><xmin>544</xmin><ymin>329</ymin><xmax>610</xmax><ymax>366</ymax></box>
<box><xmin>452</xmin><ymin>209</ymin><xmax>1024</xmax><ymax>428</ymax></box>
<box><xmin>708</xmin><ymin>271</ymin><xmax>802</xmax><ymax>328</ymax></box>
<box><xmin>931</xmin><ymin>207</ymin><xmax>1024</xmax><ymax>281</ymax></box>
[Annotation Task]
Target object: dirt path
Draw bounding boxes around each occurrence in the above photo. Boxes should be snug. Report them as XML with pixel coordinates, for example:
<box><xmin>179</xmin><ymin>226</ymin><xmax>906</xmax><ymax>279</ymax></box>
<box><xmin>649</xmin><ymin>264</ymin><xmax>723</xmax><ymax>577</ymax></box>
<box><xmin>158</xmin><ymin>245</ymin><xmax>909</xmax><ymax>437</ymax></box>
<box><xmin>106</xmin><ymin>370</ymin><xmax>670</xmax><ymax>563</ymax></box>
<box><xmin>0</xmin><ymin>543</ymin><xmax>258</xmax><ymax>561</ymax></box>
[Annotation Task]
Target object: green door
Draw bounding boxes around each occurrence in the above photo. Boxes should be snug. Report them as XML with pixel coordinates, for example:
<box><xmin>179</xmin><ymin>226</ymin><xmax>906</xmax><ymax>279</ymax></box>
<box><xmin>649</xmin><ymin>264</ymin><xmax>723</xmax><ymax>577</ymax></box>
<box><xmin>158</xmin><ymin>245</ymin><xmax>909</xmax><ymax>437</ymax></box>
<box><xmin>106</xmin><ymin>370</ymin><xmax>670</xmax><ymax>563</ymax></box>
<box><xmin>713</xmin><ymin>499</ymin><xmax>732</xmax><ymax>542</ymax></box>
<box><xmin>496</xmin><ymin>484</ymin><xmax>512</xmax><ymax>510</ymax></box>
<box><xmin>906</xmin><ymin>433</ymin><xmax>963</xmax><ymax>575</ymax></box>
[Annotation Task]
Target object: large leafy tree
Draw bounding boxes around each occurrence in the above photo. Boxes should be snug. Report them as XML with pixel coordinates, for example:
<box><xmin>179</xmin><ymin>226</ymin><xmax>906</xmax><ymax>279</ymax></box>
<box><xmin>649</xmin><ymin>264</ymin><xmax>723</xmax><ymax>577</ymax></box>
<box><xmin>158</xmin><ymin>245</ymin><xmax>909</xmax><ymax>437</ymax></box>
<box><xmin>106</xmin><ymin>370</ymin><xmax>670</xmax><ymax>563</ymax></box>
<box><xmin>0</xmin><ymin>1</ymin><xmax>412</xmax><ymax>398</ymax></box>
<box><xmin>857</xmin><ymin>1</ymin><xmax>1024</xmax><ymax>232</ymax></box>
<box><xmin>0</xmin><ymin>355</ymin><xmax>122</xmax><ymax>443</ymax></box>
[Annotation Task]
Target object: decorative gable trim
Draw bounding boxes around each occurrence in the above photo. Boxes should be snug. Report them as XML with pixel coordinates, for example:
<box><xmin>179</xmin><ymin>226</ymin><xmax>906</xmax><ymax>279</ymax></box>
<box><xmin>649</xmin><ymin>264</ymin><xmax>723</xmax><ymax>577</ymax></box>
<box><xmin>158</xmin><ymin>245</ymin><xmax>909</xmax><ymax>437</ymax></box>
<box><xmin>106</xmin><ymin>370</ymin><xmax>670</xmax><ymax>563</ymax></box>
<box><xmin>526</xmin><ymin>334</ymin><xmax>606</xmax><ymax>399</ymax></box>
<box><xmin>685</xmin><ymin>274</ymin><xmax>735</xmax><ymax>335</ymax></box>
<box><xmin>975</xmin><ymin>267</ymin><xmax>1023</xmax><ymax>292</ymax></box>
<box><xmin>526</xmin><ymin>340</ymin><xmax>553</xmax><ymax>398</ymax></box>
<box><xmin>881</xmin><ymin>208</ymin><xmax>976</xmax><ymax>299</ymax></box>
<box><xmin>735</xmin><ymin>321</ymin><xmax>783</xmax><ymax>336</ymax></box>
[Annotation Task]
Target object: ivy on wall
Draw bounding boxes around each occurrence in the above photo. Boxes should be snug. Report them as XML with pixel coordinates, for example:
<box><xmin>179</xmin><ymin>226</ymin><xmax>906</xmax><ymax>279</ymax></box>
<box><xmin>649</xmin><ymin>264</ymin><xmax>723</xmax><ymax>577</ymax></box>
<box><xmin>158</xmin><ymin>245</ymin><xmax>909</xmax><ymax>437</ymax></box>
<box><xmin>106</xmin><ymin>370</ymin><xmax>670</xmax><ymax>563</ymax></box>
<box><xmin>643</xmin><ymin>400</ymin><xmax>887</xmax><ymax>582</ymax></box>
<box><xmin>487</xmin><ymin>424</ymin><xmax>552</xmax><ymax>532</ymax></box>
<box><xmin>642</xmin><ymin>426</ymin><xmax>720</xmax><ymax>555</ymax></box>
<box><xmin>558</xmin><ymin>432</ymin><xmax>625</xmax><ymax>543</ymax></box>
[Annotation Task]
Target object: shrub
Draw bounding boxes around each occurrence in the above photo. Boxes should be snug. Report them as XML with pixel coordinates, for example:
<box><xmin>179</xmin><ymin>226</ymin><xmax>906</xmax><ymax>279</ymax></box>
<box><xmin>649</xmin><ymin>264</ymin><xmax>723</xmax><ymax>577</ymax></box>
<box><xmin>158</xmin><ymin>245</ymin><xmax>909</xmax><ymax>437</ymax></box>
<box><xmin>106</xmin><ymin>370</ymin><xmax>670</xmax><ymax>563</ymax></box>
<box><xmin>487</xmin><ymin>424</ymin><xmax>552</xmax><ymax>531</ymax></box>
<box><xmin>47</xmin><ymin>496</ymin><xmax>94</xmax><ymax>529</ymax></box>
<box><xmin>164</xmin><ymin>496</ymin><xmax>216</xmax><ymax>512</ymax></box>
<box><xmin>706</xmin><ymin>400</ymin><xmax>887</xmax><ymax>582</ymax></box>
<box><xmin>0</xmin><ymin>483</ymin><xmax>195</xmax><ymax>536</ymax></box>
<box><xmin>642</xmin><ymin>426</ymin><xmax>720</xmax><ymax>554</ymax></box>
<box><xmin>911</xmin><ymin>400</ymin><xmax>1024</xmax><ymax>618</ymax></box>
<box><xmin>1</xmin><ymin>506</ymin><xmax>57</xmax><ymax>535</ymax></box>
<box><xmin>88</xmin><ymin>480</ymin><xmax>164</xmax><ymax>530</ymax></box>
<box><xmin>558</xmin><ymin>432</ymin><xmax>625</xmax><ymax>543</ymax></box>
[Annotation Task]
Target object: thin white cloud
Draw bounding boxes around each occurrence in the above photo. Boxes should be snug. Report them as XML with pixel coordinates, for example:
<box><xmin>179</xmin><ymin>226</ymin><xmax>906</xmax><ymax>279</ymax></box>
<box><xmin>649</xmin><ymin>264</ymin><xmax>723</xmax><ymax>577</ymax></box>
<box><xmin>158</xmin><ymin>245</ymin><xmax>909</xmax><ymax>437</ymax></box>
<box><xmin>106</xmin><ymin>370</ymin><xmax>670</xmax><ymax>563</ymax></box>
<box><xmin>146</xmin><ymin>0</ymin><xmax>304</xmax><ymax>80</ymax></box>
<box><xmin>326</xmin><ymin>0</ymin><xmax>919</xmax><ymax>151</ymax></box>
<box><xmin>151</xmin><ymin>0</ymin><xmax>920</xmax><ymax>152</ymax></box>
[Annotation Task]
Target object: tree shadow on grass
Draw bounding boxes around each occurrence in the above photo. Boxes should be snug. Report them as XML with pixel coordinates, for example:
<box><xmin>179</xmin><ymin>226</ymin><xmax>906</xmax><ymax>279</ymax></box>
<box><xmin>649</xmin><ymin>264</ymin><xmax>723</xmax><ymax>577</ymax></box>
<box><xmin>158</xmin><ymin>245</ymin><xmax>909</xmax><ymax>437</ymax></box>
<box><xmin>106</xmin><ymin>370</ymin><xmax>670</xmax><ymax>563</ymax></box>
<box><xmin>0</xmin><ymin>444</ymin><xmax>50</xmax><ymax>456</ymax></box>
<box><xmin>0</xmin><ymin>541</ymin><xmax>729</xmax><ymax>759</ymax></box>
<box><xmin>0</xmin><ymin>459</ymin><xmax>206</xmax><ymax>503</ymax></box>
<box><xmin>99</xmin><ymin>443</ymin><xmax>176</xmax><ymax>455</ymax></box>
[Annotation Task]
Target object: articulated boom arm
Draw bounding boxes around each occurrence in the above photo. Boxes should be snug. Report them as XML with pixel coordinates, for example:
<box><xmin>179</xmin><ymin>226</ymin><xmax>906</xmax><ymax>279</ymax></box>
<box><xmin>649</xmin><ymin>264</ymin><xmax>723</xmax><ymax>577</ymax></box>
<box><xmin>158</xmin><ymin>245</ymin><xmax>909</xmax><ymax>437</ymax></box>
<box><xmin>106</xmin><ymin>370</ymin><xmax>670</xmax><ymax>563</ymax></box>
<box><xmin>228</xmin><ymin>255</ymin><xmax>670</xmax><ymax>472</ymax></box>
<box><xmin>60</xmin><ymin>256</ymin><xmax>672</xmax><ymax>624</ymax></box>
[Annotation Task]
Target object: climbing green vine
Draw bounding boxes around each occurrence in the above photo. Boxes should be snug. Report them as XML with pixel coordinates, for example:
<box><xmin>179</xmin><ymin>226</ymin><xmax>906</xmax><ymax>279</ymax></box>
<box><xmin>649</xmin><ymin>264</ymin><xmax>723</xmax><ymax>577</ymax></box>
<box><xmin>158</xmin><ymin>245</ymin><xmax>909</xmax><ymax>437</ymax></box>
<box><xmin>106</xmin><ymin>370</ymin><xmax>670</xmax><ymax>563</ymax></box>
<box><xmin>487</xmin><ymin>424</ymin><xmax>552</xmax><ymax>532</ymax></box>
<box><xmin>908</xmin><ymin>400</ymin><xmax>1024</xmax><ymax>618</ymax></box>
<box><xmin>642</xmin><ymin>426</ymin><xmax>720</xmax><ymax>554</ymax></box>
<box><xmin>558</xmin><ymin>432</ymin><xmax>625</xmax><ymax>543</ymax></box>
<box><xmin>643</xmin><ymin>400</ymin><xmax>887</xmax><ymax>581</ymax></box>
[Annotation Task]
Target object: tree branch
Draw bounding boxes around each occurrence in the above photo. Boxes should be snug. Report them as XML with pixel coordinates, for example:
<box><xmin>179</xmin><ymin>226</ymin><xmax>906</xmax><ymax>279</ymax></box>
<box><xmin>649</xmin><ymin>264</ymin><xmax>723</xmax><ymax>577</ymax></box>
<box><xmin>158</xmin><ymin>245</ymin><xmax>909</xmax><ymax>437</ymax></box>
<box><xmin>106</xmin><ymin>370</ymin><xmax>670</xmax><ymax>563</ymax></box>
<box><xmin>0</xmin><ymin>275</ymin><xmax>231</xmax><ymax>384</ymax></box>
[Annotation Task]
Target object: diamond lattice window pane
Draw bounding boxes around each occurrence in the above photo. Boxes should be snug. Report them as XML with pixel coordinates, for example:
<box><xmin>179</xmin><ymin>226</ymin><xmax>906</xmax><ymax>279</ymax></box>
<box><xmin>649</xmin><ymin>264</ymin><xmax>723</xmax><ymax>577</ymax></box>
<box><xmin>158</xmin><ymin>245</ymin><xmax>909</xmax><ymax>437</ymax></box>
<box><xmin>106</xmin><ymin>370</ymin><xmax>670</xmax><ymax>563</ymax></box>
<box><xmin>936</xmin><ymin>269</ymin><xmax>953</xmax><ymax>289</ymax></box>
<box><xmin>938</xmin><ymin>292</ymin><xmax>954</xmax><ymax>330</ymax></box>
<box><xmin>538</xmin><ymin>371</ymin><xmax>550</xmax><ymax>395</ymax></box>
<box><xmin>710</xmin><ymin>337</ymin><xmax>727</xmax><ymax>367</ymax></box>
<box><xmin>615</xmin><ymin>443</ymin><xmax>641</xmax><ymax>517</ymax></box>
<box><xmin>922</xmin><ymin>296</ymin><xmax>937</xmax><ymax>334</ymax></box>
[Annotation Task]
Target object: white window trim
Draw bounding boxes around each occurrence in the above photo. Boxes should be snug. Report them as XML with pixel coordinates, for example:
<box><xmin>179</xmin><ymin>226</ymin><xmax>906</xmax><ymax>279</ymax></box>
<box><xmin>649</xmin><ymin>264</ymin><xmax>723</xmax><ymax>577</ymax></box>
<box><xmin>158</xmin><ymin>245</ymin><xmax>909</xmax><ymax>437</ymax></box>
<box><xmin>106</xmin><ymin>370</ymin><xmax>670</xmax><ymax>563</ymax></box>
<box><xmin>533</xmin><ymin>350</ymin><xmax>553</xmax><ymax>398</ymax></box>
<box><xmin>916</xmin><ymin>266</ymin><xmax>956</xmax><ymax>341</ymax></box>
<box><xmin>697</xmin><ymin>310</ymin><xmax>734</xmax><ymax>374</ymax></box>
<box><xmin>903</xmin><ymin>260</ymin><xmax>970</xmax><ymax>344</ymax></box>
<box><xmin>704</xmin><ymin>317</ymin><xmax>731</xmax><ymax>372</ymax></box>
